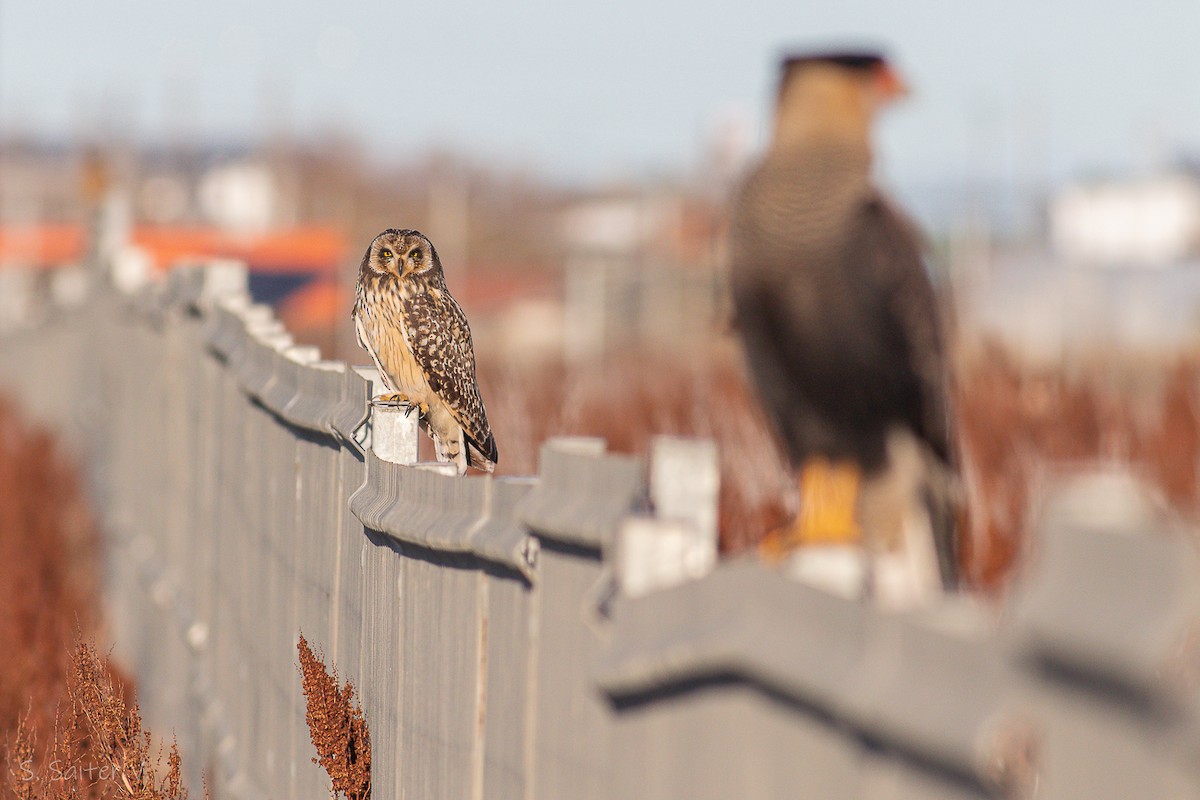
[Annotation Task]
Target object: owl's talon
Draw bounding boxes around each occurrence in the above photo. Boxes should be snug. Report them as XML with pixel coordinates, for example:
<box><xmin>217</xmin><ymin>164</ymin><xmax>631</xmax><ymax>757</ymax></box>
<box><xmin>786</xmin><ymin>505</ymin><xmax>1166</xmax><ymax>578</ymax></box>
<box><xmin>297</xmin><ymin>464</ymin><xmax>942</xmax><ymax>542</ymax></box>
<box><xmin>401</xmin><ymin>401</ymin><xmax>429</xmax><ymax>419</ymax></box>
<box><xmin>374</xmin><ymin>392</ymin><xmax>410</xmax><ymax>407</ymax></box>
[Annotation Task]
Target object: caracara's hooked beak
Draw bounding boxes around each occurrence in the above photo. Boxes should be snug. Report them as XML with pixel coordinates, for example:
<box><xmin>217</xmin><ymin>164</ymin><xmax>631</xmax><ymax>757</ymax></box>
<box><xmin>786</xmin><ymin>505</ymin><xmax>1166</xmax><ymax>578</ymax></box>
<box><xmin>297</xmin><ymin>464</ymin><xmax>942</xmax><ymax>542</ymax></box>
<box><xmin>875</xmin><ymin>62</ymin><xmax>910</xmax><ymax>103</ymax></box>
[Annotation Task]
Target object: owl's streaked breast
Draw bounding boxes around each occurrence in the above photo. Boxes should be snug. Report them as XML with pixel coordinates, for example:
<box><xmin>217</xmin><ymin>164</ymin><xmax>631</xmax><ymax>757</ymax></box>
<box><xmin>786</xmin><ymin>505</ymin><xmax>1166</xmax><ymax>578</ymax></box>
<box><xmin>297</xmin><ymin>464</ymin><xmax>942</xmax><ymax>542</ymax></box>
<box><xmin>353</xmin><ymin>275</ymin><xmax>434</xmax><ymax>404</ymax></box>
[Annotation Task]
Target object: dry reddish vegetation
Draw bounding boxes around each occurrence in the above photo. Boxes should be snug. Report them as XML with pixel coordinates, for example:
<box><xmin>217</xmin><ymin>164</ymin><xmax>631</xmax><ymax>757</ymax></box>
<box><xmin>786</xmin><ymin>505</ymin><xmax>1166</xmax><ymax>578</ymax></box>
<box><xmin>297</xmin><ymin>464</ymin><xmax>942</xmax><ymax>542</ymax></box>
<box><xmin>297</xmin><ymin>635</ymin><xmax>371</xmax><ymax>800</ymax></box>
<box><xmin>479</xmin><ymin>343</ymin><xmax>795</xmax><ymax>553</ymax></box>
<box><xmin>0</xmin><ymin>400</ymin><xmax>191</xmax><ymax>800</ymax></box>
<box><xmin>481</xmin><ymin>340</ymin><xmax>1200</xmax><ymax>591</ymax></box>
<box><xmin>2</xmin><ymin>334</ymin><xmax>1197</xmax><ymax>794</ymax></box>
<box><xmin>955</xmin><ymin>344</ymin><xmax>1200</xmax><ymax>590</ymax></box>
<box><xmin>0</xmin><ymin>400</ymin><xmax>104</xmax><ymax>744</ymax></box>
<box><xmin>0</xmin><ymin>402</ymin><xmax>377</xmax><ymax>800</ymax></box>
<box><xmin>7</xmin><ymin>641</ymin><xmax>189</xmax><ymax>800</ymax></box>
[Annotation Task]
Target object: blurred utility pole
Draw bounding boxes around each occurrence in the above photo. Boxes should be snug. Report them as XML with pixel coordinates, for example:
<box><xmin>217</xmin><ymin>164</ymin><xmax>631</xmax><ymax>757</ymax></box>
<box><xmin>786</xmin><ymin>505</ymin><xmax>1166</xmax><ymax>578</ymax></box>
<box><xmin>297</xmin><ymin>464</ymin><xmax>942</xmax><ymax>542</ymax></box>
<box><xmin>428</xmin><ymin>165</ymin><xmax>470</xmax><ymax>287</ymax></box>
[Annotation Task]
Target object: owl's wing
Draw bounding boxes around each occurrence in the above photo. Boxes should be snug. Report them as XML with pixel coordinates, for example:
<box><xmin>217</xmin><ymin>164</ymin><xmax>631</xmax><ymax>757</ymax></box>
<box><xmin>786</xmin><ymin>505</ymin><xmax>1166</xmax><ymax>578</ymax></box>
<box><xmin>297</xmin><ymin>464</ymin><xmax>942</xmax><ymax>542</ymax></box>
<box><xmin>398</xmin><ymin>291</ymin><xmax>498</xmax><ymax>464</ymax></box>
<box><xmin>353</xmin><ymin>311</ymin><xmax>398</xmax><ymax>394</ymax></box>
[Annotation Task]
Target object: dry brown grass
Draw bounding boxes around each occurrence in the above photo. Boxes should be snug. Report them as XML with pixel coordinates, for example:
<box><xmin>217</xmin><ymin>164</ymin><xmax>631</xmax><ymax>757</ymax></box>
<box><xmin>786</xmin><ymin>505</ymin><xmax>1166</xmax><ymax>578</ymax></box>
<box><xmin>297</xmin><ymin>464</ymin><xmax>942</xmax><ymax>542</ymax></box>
<box><xmin>955</xmin><ymin>344</ymin><xmax>1200</xmax><ymax>591</ymax></box>
<box><xmin>297</xmin><ymin>634</ymin><xmax>371</xmax><ymax>800</ymax></box>
<box><xmin>0</xmin><ymin>399</ymin><xmax>194</xmax><ymax>800</ymax></box>
<box><xmin>0</xmin><ymin>399</ymin><xmax>105</xmax><ymax>750</ymax></box>
<box><xmin>6</xmin><ymin>640</ymin><xmax>190</xmax><ymax>800</ymax></box>
<box><xmin>480</xmin><ymin>338</ymin><xmax>1200</xmax><ymax>592</ymax></box>
<box><xmin>479</xmin><ymin>342</ymin><xmax>795</xmax><ymax>552</ymax></box>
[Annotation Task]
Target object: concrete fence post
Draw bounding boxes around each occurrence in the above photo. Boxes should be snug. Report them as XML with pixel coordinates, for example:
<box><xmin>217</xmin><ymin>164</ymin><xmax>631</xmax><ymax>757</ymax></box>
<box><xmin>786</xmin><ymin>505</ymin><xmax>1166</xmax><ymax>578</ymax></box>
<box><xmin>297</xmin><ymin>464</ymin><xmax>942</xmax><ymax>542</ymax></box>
<box><xmin>50</xmin><ymin>266</ymin><xmax>90</xmax><ymax>309</ymax></box>
<box><xmin>650</xmin><ymin>435</ymin><xmax>719</xmax><ymax>540</ymax></box>
<box><xmin>617</xmin><ymin>435</ymin><xmax>719</xmax><ymax>597</ymax></box>
<box><xmin>111</xmin><ymin>245</ymin><xmax>153</xmax><ymax>294</ymax></box>
<box><xmin>370</xmin><ymin>401</ymin><xmax>419</xmax><ymax>465</ymax></box>
<box><xmin>0</xmin><ymin>268</ymin><xmax>35</xmax><ymax>331</ymax></box>
<box><xmin>330</xmin><ymin>366</ymin><xmax>379</xmax><ymax>450</ymax></box>
<box><xmin>414</xmin><ymin>461</ymin><xmax>458</xmax><ymax>475</ymax></box>
<box><xmin>259</xmin><ymin>345</ymin><xmax>319</xmax><ymax>414</ymax></box>
<box><xmin>197</xmin><ymin>260</ymin><xmax>249</xmax><ymax>309</ymax></box>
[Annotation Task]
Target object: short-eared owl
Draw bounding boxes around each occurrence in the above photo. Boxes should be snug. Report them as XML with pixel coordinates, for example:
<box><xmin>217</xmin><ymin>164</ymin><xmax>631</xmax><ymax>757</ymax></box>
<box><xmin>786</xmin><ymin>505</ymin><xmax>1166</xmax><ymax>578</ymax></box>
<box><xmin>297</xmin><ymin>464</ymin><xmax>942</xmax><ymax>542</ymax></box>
<box><xmin>353</xmin><ymin>229</ymin><xmax>498</xmax><ymax>474</ymax></box>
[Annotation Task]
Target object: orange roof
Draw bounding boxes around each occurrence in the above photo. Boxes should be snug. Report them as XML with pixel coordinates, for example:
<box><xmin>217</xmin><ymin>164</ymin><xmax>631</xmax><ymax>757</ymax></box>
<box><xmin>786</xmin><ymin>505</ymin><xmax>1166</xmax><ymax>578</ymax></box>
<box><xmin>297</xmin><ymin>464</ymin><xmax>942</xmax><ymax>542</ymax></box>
<box><xmin>133</xmin><ymin>226</ymin><xmax>348</xmax><ymax>272</ymax></box>
<box><xmin>0</xmin><ymin>223</ymin><xmax>85</xmax><ymax>266</ymax></box>
<box><xmin>0</xmin><ymin>223</ymin><xmax>348</xmax><ymax>273</ymax></box>
<box><xmin>278</xmin><ymin>278</ymin><xmax>349</xmax><ymax>333</ymax></box>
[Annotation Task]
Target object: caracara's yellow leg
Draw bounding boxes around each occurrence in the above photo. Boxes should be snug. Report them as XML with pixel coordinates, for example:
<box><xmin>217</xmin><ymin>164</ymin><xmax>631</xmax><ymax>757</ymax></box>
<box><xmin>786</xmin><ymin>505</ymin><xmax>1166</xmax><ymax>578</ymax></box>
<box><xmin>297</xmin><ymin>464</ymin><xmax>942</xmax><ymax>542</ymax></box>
<box><xmin>760</xmin><ymin>457</ymin><xmax>862</xmax><ymax>561</ymax></box>
<box><xmin>798</xmin><ymin>458</ymin><xmax>861</xmax><ymax>543</ymax></box>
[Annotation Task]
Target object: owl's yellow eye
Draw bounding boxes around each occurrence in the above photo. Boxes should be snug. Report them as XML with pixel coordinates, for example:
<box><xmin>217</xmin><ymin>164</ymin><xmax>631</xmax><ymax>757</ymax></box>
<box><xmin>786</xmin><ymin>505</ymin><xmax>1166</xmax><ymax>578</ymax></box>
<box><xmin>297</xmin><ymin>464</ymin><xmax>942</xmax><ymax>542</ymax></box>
<box><xmin>379</xmin><ymin>249</ymin><xmax>393</xmax><ymax>260</ymax></box>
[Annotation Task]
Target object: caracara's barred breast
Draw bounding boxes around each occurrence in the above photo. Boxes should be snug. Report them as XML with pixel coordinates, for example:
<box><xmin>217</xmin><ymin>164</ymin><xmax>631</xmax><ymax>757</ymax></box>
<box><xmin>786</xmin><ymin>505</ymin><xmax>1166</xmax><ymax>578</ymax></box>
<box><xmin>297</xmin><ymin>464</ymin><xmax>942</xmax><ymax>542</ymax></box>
<box><xmin>731</xmin><ymin>138</ymin><xmax>950</xmax><ymax>474</ymax></box>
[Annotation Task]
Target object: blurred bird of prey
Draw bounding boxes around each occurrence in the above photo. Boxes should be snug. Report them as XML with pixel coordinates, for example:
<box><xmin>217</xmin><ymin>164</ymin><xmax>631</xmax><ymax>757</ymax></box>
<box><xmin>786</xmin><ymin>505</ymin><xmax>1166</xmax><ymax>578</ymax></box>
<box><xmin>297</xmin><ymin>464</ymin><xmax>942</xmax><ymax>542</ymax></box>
<box><xmin>730</xmin><ymin>50</ymin><xmax>959</xmax><ymax>594</ymax></box>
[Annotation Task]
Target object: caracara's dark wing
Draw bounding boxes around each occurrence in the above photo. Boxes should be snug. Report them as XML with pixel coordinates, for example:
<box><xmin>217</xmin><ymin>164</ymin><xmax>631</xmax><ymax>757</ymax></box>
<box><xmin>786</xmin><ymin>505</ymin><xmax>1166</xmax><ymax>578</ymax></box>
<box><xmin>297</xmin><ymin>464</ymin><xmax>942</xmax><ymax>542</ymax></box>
<box><xmin>847</xmin><ymin>193</ymin><xmax>953</xmax><ymax>466</ymax></box>
<box><xmin>733</xmin><ymin>185</ymin><xmax>951</xmax><ymax>475</ymax></box>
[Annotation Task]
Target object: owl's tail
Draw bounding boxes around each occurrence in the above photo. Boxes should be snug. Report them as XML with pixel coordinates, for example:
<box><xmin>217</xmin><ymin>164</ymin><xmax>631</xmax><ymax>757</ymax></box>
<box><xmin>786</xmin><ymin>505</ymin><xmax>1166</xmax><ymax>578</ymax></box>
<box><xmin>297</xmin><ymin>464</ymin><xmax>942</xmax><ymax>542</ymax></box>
<box><xmin>466</xmin><ymin>432</ymin><xmax>498</xmax><ymax>473</ymax></box>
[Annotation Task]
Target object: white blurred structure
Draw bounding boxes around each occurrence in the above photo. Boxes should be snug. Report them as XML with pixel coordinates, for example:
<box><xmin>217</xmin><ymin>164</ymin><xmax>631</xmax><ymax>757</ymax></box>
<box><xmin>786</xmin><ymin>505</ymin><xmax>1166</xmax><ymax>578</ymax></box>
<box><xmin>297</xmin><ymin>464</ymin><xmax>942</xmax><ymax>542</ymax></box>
<box><xmin>1050</xmin><ymin>173</ymin><xmax>1200</xmax><ymax>266</ymax></box>
<box><xmin>198</xmin><ymin>161</ymin><xmax>279</xmax><ymax>234</ymax></box>
<box><xmin>559</xmin><ymin>192</ymin><xmax>722</xmax><ymax>363</ymax></box>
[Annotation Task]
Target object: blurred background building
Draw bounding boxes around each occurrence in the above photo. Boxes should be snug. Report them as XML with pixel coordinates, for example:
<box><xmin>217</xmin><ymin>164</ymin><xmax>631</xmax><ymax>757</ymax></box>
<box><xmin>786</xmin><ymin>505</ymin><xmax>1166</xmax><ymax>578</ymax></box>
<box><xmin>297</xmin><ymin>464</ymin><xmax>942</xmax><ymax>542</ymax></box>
<box><xmin>1050</xmin><ymin>170</ymin><xmax>1200</xmax><ymax>266</ymax></box>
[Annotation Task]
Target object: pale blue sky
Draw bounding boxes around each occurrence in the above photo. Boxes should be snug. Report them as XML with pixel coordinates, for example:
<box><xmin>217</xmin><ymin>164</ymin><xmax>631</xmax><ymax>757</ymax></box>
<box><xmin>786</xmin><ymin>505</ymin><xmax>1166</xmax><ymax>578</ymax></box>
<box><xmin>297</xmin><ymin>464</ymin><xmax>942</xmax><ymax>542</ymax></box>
<box><xmin>3</xmin><ymin>0</ymin><xmax>1199</xmax><ymax>190</ymax></box>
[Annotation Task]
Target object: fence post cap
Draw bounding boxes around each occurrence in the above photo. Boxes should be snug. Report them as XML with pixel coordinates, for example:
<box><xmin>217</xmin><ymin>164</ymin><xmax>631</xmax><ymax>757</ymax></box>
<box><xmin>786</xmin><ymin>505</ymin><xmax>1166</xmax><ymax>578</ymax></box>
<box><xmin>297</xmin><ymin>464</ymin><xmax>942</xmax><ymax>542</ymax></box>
<box><xmin>284</xmin><ymin>345</ymin><xmax>320</xmax><ymax>364</ymax></box>
<box><xmin>545</xmin><ymin>436</ymin><xmax>606</xmax><ymax>456</ymax></box>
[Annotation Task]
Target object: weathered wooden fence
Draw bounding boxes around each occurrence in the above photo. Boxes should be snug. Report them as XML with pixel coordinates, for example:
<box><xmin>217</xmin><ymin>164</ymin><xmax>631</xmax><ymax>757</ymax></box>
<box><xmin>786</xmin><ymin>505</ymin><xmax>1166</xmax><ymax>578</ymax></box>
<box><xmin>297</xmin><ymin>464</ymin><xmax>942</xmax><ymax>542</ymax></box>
<box><xmin>2</xmin><ymin>252</ymin><xmax>1200</xmax><ymax>799</ymax></box>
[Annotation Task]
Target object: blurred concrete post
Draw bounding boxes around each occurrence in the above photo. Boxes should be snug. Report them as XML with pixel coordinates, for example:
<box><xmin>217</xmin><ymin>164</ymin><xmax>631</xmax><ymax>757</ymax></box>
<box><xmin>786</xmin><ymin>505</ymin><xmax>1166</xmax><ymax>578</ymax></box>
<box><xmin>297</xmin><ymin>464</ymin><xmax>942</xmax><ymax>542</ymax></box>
<box><xmin>371</xmin><ymin>401</ymin><xmax>419</xmax><ymax>465</ymax></box>
<box><xmin>111</xmin><ymin>245</ymin><xmax>153</xmax><ymax>294</ymax></box>
<box><xmin>428</xmin><ymin>168</ymin><xmax>470</xmax><ymax>287</ymax></box>
<box><xmin>416</xmin><ymin>462</ymin><xmax>459</xmax><ymax>475</ymax></box>
<box><xmin>50</xmin><ymin>266</ymin><xmax>90</xmax><ymax>309</ymax></box>
<box><xmin>344</xmin><ymin>366</ymin><xmax>383</xmax><ymax>450</ymax></box>
<box><xmin>544</xmin><ymin>436</ymin><xmax>607</xmax><ymax>457</ymax></box>
<box><xmin>563</xmin><ymin>259</ymin><xmax>607</xmax><ymax>364</ymax></box>
<box><xmin>0</xmin><ymin>269</ymin><xmax>35</xmax><ymax>331</ymax></box>
<box><xmin>243</xmin><ymin>309</ymin><xmax>287</xmax><ymax>345</ymax></box>
<box><xmin>617</xmin><ymin>436</ymin><xmax>719</xmax><ymax>597</ymax></box>
<box><xmin>259</xmin><ymin>331</ymin><xmax>293</xmax><ymax>353</ymax></box>
<box><xmin>198</xmin><ymin>259</ymin><xmax>249</xmax><ymax>309</ymax></box>
<box><xmin>285</xmin><ymin>345</ymin><xmax>320</xmax><ymax>365</ymax></box>
<box><xmin>95</xmin><ymin>190</ymin><xmax>132</xmax><ymax>264</ymax></box>
<box><xmin>872</xmin><ymin>549</ymin><xmax>943</xmax><ymax>611</ymax></box>
<box><xmin>234</xmin><ymin>304</ymin><xmax>275</xmax><ymax>333</ymax></box>
<box><xmin>785</xmin><ymin>547</ymin><xmax>869</xmax><ymax>600</ymax></box>
<box><xmin>650</xmin><ymin>436</ymin><xmax>719</xmax><ymax>543</ymax></box>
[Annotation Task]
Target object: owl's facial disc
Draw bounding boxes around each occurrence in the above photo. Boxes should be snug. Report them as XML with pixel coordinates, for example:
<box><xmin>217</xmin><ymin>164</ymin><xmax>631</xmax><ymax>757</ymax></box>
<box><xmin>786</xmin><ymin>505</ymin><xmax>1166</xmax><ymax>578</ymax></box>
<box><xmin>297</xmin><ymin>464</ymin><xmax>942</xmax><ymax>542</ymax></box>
<box><xmin>373</xmin><ymin>240</ymin><xmax>401</xmax><ymax>276</ymax></box>
<box><xmin>400</xmin><ymin>239</ymin><xmax>433</xmax><ymax>277</ymax></box>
